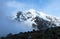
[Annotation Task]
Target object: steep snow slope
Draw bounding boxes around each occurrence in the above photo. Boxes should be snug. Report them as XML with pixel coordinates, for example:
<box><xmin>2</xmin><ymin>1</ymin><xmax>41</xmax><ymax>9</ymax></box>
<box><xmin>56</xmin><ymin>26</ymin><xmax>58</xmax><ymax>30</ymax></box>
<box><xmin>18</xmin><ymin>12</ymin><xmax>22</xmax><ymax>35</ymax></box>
<box><xmin>22</xmin><ymin>9</ymin><xmax>60</xmax><ymax>26</ymax></box>
<box><xmin>12</xmin><ymin>9</ymin><xmax>60</xmax><ymax>29</ymax></box>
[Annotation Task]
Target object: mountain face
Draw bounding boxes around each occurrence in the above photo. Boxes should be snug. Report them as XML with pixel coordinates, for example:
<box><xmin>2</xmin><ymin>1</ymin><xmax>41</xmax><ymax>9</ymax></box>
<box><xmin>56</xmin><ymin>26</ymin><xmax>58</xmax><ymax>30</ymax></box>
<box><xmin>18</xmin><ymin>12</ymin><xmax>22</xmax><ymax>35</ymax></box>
<box><xmin>11</xmin><ymin>9</ymin><xmax>60</xmax><ymax>30</ymax></box>
<box><xmin>15</xmin><ymin>9</ymin><xmax>60</xmax><ymax>27</ymax></box>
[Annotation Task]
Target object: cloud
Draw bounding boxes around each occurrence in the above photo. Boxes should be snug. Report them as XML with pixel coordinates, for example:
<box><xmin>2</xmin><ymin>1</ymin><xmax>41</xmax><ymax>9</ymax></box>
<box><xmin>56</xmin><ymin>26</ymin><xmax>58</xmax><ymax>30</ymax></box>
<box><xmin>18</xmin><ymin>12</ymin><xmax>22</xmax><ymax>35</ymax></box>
<box><xmin>5</xmin><ymin>0</ymin><xmax>37</xmax><ymax>10</ymax></box>
<box><xmin>5</xmin><ymin>1</ymin><xmax>27</xmax><ymax>16</ymax></box>
<box><xmin>6</xmin><ymin>1</ymin><xmax>25</xmax><ymax>9</ymax></box>
<box><xmin>0</xmin><ymin>10</ymin><xmax>33</xmax><ymax>36</ymax></box>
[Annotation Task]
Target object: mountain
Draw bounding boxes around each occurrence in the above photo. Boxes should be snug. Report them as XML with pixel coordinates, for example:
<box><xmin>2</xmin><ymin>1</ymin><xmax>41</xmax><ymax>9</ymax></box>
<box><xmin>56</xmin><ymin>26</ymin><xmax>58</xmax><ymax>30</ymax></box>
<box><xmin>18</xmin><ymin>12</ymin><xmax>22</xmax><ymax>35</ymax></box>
<box><xmin>0</xmin><ymin>9</ymin><xmax>60</xmax><ymax>36</ymax></box>
<box><xmin>14</xmin><ymin>9</ymin><xmax>60</xmax><ymax>27</ymax></box>
<box><xmin>7</xmin><ymin>9</ymin><xmax>60</xmax><ymax>32</ymax></box>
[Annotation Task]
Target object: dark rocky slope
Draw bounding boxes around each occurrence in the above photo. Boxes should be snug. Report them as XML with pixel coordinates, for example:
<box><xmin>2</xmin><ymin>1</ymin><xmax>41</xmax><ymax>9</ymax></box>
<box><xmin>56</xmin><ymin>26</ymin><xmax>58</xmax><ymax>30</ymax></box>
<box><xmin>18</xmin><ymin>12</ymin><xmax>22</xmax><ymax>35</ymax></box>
<box><xmin>1</xmin><ymin>27</ymin><xmax>60</xmax><ymax>39</ymax></box>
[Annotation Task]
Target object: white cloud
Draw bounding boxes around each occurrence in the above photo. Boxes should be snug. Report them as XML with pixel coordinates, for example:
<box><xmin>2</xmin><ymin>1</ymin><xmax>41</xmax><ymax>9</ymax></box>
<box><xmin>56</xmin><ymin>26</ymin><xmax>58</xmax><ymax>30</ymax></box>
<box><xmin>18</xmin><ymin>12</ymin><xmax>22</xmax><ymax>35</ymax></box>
<box><xmin>6</xmin><ymin>1</ymin><xmax>25</xmax><ymax>9</ymax></box>
<box><xmin>5</xmin><ymin>1</ymin><xmax>26</xmax><ymax>16</ymax></box>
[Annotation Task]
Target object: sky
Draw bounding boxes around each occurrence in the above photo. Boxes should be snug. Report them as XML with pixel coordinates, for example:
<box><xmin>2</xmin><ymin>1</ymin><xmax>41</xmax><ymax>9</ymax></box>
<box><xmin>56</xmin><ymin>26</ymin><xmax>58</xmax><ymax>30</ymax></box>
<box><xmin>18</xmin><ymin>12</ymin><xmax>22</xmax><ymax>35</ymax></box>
<box><xmin>1</xmin><ymin>0</ymin><xmax>60</xmax><ymax>17</ymax></box>
<box><xmin>0</xmin><ymin>0</ymin><xmax>60</xmax><ymax>36</ymax></box>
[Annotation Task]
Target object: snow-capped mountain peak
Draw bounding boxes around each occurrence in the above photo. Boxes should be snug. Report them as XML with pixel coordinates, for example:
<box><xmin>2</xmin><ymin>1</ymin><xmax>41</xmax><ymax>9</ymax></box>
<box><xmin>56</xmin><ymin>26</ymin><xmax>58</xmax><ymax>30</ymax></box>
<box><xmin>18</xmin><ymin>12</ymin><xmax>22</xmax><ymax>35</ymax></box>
<box><xmin>25</xmin><ymin>9</ymin><xmax>37</xmax><ymax>18</ymax></box>
<box><xmin>0</xmin><ymin>9</ymin><xmax>60</xmax><ymax>36</ymax></box>
<box><xmin>16</xmin><ymin>9</ymin><xmax>60</xmax><ymax>26</ymax></box>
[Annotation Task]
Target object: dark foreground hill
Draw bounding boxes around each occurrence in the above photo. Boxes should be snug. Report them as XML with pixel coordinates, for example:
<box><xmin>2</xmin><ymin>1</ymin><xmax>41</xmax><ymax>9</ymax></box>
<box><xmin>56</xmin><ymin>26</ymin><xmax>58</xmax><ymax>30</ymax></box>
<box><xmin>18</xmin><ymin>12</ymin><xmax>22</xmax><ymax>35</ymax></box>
<box><xmin>0</xmin><ymin>27</ymin><xmax>60</xmax><ymax>39</ymax></box>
